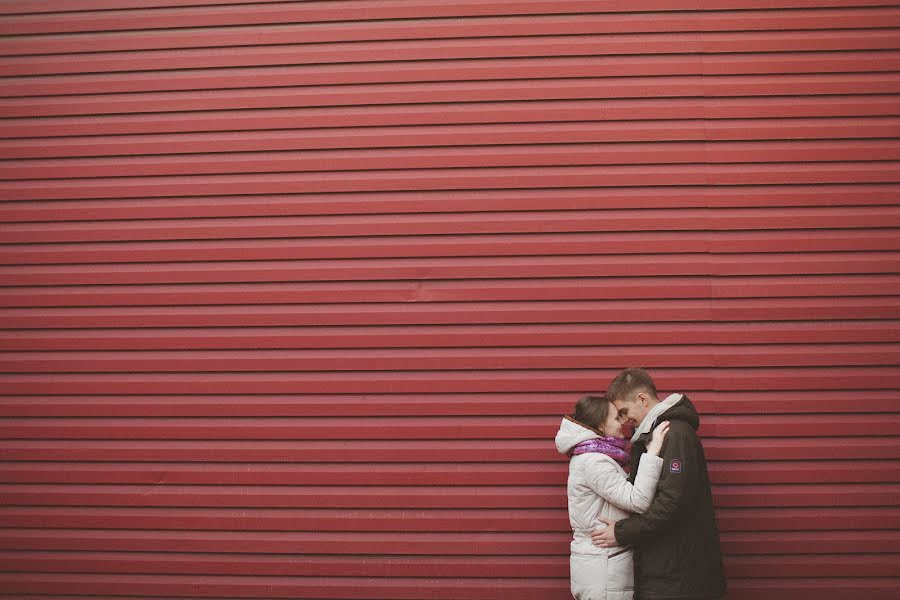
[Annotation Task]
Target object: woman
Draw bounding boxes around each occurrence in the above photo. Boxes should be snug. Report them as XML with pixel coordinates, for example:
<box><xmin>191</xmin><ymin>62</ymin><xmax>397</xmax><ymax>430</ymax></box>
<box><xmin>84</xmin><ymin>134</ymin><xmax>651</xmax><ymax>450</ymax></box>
<box><xmin>555</xmin><ymin>394</ymin><xmax>669</xmax><ymax>600</ymax></box>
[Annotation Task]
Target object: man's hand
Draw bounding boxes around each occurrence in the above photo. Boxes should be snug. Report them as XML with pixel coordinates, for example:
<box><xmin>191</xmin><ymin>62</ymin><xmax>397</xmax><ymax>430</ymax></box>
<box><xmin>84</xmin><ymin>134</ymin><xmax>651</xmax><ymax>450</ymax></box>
<box><xmin>591</xmin><ymin>516</ymin><xmax>620</xmax><ymax>547</ymax></box>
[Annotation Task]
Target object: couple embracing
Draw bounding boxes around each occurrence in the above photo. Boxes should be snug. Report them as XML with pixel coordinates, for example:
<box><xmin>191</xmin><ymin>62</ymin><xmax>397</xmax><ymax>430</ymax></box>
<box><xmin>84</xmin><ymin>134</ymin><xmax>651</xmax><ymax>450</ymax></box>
<box><xmin>555</xmin><ymin>368</ymin><xmax>727</xmax><ymax>600</ymax></box>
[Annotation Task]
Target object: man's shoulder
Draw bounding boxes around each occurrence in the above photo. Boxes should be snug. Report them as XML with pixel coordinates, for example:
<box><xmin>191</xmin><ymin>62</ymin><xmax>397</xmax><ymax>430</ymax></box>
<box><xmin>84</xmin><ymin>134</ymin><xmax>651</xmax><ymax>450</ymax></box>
<box><xmin>667</xmin><ymin>418</ymin><xmax>697</xmax><ymax>431</ymax></box>
<box><xmin>664</xmin><ymin>419</ymin><xmax>701</xmax><ymax>443</ymax></box>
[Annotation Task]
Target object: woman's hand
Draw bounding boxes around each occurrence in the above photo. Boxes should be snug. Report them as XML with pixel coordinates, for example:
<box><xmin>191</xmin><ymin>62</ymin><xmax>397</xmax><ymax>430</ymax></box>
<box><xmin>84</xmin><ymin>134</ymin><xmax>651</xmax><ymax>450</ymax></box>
<box><xmin>646</xmin><ymin>420</ymin><xmax>670</xmax><ymax>456</ymax></box>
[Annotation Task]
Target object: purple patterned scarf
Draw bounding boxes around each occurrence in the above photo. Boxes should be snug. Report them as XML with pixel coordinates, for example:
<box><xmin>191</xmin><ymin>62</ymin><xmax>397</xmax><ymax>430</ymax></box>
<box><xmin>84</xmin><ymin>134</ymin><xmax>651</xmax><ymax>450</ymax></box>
<box><xmin>570</xmin><ymin>436</ymin><xmax>630</xmax><ymax>469</ymax></box>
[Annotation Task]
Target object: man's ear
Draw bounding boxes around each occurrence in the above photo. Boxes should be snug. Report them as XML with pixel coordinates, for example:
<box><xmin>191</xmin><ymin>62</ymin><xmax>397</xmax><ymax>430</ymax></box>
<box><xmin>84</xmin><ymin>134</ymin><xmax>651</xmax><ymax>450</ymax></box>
<box><xmin>637</xmin><ymin>392</ymin><xmax>649</xmax><ymax>406</ymax></box>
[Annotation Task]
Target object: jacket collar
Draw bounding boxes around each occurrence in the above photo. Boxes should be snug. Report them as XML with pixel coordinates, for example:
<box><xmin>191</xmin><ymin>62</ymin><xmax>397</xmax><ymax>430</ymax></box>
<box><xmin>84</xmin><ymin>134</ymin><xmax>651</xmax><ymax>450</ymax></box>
<box><xmin>630</xmin><ymin>392</ymin><xmax>683</xmax><ymax>443</ymax></box>
<box><xmin>555</xmin><ymin>416</ymin><xmax>600</xmax><ymax>455</ymax></box>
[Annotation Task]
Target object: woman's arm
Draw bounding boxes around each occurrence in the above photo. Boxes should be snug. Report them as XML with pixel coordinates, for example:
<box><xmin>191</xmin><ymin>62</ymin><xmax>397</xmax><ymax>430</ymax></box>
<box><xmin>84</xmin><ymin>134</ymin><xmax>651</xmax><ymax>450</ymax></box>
<box><xmin>585</xmin><ymin>421</ymin><xmax>670</xmax><ymax>513</ymax></box>
<box><xmin>586</xmin><ymin>452</ymin><xmax>663</xmax><ymax>513</ymax></box>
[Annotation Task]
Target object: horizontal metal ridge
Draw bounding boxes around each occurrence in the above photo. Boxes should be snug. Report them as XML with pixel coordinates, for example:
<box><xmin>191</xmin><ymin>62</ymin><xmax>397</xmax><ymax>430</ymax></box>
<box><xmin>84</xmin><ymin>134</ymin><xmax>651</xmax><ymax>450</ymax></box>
<box><xmin>0</xmin><ymin>458</ymin><xmax>895</xmax><ymax>485</ymax></box>
<box><xmin>3</xmin><ymin>0</ymin><xmax>899</xmax><ymax>27</ymax></box>
<box><xmin>3</xmin><ymin>139</ymin><xmax>900</xmax><ymax>181</ymax></box>
<box><xmin>3</xmin><ymin>30</ymin><xmax>900</xmax><ymax>78</ymax></box>
<box><xmin>6</xmin><ymin>117</ymin><xmax>900</xmax><ymax>159</ymax></box>
<box><xmin>4</xmin><ymin>51</ymin><xmax>900</xmax><ymax>99</ymax></box>
<box><xmin>2</xmin><ymin>436</ymin><xmax>897</xmax><ymax>463</ymax></box>
<box><xmin>2</xmin><ymin>5</ymin><xmax>900</xmax><ymax>55</ymax></box>
<box><xmin>0</xmin><ymin>550</ymin><xmax>898</xmax><ymax>580</ymax></box>
<box><xmin>2</xmin><ymin>343</ymin><xmax>899</xmax><ymax>373</ymax></box>
<box><xmin>5</xmin><ymin>97</ymin><xmax>899</xmax><ymax>138</ymax></box>
<box><xmin>3</xmin><ymin>73</ymin><xmax>899</xmax><ymax>119</ymax></box>
<box><xmin>1</xmin><ymin>389</ymin><xmax>898</xmax><ymax>417</ymax></box>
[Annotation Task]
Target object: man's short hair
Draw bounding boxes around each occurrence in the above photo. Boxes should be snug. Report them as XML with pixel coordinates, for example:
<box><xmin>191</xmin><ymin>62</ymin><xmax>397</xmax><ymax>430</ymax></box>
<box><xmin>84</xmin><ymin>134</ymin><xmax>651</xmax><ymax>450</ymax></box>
<box><xmin>607</xmin><ymin>368</ymin><xmax>658</xmax><ymax>403</ymax></box>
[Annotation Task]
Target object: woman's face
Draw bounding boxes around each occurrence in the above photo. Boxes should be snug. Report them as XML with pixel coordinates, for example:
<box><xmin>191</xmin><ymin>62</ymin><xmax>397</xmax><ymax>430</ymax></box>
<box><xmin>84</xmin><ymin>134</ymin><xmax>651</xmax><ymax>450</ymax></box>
<box><xmin>603</xmin><ymin>401</ymin><xmax>623</xmax><ymax>438</ymax></box>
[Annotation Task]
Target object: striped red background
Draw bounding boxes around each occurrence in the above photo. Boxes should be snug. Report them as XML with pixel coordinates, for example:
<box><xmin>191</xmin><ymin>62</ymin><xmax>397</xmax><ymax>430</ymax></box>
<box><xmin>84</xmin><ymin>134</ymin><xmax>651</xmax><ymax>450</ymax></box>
<box><xmin>1</xmin><ymin>1</ymin><xmax>899</xmax><ymax>598</ymax></box>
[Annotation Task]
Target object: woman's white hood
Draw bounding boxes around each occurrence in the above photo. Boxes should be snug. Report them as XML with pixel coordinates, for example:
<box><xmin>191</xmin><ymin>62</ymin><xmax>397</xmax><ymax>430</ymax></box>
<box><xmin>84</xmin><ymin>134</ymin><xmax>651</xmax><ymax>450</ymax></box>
<box><xmin>554</xmin><ymin>417</ymin><xmax>600</xmax><ymax>455</ymax></box>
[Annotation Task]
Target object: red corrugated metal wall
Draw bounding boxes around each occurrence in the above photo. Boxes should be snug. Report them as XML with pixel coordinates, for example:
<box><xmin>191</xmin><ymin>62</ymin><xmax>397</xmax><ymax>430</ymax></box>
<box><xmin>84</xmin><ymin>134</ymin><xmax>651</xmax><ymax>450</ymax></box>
<box><xmin>1</xmin><ymin>1</ymin><xmax>899</xmax><ymax>598</ymax></box>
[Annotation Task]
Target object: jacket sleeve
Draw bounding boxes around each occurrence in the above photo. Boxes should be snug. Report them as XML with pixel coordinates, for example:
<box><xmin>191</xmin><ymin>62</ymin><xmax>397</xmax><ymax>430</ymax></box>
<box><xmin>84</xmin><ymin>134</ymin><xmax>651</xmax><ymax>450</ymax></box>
<box><xmin>584</xmin><ymin>453</ymin><xmax>664</xmax><ymax>514</ymax></box>
<box><xmin>614</xmin><ymin>423</ymin><xmax>700</xmax><ymax>545</ymax></box>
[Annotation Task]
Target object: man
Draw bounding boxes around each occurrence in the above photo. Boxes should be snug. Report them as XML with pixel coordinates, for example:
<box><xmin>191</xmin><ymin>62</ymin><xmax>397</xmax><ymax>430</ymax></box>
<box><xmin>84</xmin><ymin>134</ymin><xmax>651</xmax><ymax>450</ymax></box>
<box><xmin>591</xmin><ymin>368</ymin><xmax>726</xmax><ymax>600</ymax></box>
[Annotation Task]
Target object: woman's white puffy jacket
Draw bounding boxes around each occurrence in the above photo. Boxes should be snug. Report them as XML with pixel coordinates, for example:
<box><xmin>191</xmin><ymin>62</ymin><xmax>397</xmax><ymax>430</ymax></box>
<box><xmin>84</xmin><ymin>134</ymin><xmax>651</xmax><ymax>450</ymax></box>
<box><xmin>555</xmin><ymin>417</ymin><xmax>663</xmax><ymax>600</ymax></box>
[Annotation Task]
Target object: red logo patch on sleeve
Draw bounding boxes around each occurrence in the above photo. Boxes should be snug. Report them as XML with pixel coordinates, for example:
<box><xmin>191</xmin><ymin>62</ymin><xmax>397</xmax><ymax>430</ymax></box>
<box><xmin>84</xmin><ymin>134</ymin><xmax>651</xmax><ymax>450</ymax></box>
<box><xmin>670</xmin><ymin>459</ymin><xmax>682</xmax><ymax>473</ymax></box>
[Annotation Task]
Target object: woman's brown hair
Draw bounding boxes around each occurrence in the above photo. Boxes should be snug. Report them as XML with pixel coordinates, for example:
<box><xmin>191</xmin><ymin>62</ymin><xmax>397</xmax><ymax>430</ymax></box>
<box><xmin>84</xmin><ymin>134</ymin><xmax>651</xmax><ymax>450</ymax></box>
<box><xmin>570</xmin><ymin>394</ymin><xmax>612</xmax><ymax>434</ymax></box>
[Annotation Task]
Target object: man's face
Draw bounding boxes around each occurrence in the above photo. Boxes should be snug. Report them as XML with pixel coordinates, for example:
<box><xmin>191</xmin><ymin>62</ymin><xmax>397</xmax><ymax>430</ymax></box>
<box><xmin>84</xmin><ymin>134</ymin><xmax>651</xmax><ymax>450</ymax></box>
<box><xmin>613</xmin><ymin>392</ymin><xmax>650</xmax><ymax>427</ymax></box>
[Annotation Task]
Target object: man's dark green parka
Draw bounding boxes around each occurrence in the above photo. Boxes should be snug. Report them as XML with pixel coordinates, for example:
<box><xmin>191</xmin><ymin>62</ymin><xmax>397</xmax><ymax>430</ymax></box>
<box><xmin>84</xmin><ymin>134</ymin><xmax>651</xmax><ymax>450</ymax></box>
<box><xmin>616</xmin><ymin>394</ymin><xmax>727</xmax><ymax>600</ymax></box>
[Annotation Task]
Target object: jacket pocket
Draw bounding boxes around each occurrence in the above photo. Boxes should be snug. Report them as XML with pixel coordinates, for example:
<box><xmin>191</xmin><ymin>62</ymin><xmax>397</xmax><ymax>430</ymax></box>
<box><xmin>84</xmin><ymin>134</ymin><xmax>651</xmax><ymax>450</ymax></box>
<box><xmin>605</xmin><ymin>547</ymin><xmax>634</xmax><ymax>593</ymax></box>
<box><xmin>638</xmin><ymin>530</ymin><xmax>680</xmax><ymax>579</ymax></box>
